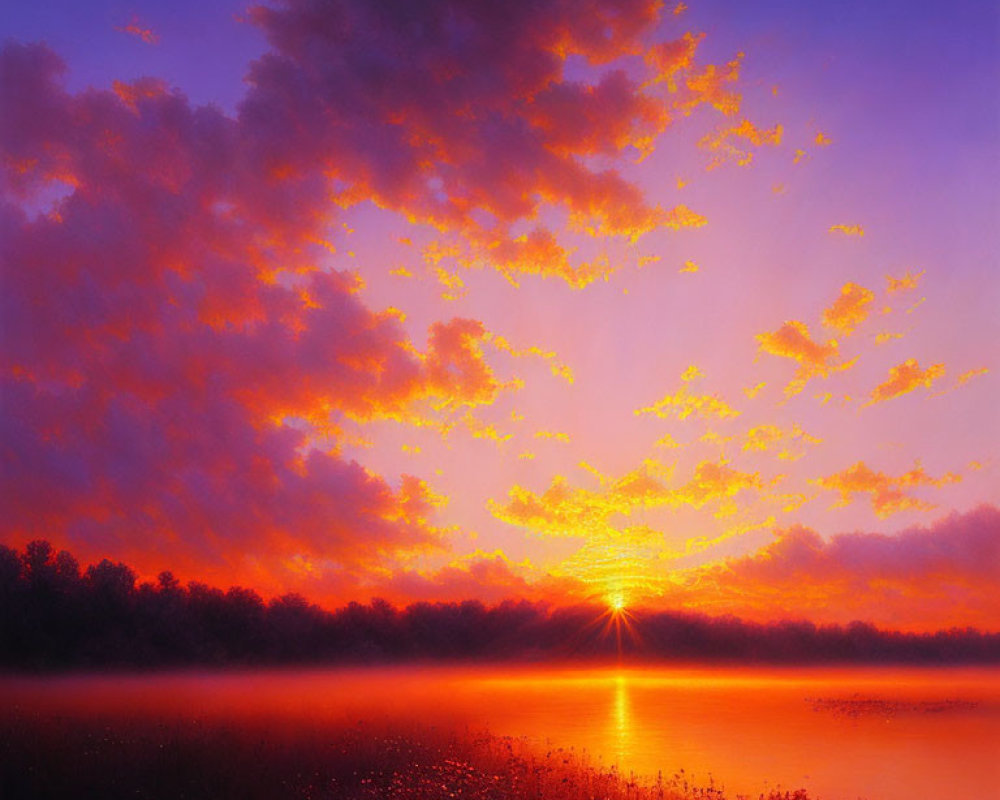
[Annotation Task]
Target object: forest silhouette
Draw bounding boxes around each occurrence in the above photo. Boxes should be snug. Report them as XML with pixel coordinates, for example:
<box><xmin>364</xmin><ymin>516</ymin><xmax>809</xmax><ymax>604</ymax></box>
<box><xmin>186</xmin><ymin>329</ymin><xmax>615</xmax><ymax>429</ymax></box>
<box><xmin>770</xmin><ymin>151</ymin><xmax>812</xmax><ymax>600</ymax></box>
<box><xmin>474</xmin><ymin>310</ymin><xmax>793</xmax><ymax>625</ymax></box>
<box><xmin>2</xmin><ymin>541</ymin><xmax>997</xmax><ymax>669</ymax></box>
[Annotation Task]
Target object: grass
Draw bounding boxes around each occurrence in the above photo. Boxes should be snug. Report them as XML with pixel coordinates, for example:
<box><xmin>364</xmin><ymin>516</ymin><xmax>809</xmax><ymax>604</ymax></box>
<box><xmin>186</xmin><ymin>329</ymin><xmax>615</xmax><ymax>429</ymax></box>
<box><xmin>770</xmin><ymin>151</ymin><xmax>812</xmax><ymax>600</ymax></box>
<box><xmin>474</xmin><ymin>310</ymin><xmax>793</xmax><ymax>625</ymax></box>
<box><xmin>0</xmin><ymin>710</ymin><xmax>816</xmax><ymax>800</ymax></box>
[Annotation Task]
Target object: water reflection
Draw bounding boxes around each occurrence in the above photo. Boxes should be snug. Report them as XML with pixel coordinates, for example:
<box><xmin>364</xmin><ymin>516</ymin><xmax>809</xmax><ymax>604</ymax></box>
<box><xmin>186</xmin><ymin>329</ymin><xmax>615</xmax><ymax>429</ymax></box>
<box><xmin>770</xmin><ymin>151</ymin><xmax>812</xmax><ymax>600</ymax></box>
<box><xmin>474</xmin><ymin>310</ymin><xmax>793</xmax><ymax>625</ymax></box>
<box><xmin>612</xmin><ymin>673</ymin><xmax>632</xmax><ymax>766</ymax></box>
<box><xmin>2</xmin><ymin>665</ymin><xmax>997</xmax><ymax>800</ymax></box>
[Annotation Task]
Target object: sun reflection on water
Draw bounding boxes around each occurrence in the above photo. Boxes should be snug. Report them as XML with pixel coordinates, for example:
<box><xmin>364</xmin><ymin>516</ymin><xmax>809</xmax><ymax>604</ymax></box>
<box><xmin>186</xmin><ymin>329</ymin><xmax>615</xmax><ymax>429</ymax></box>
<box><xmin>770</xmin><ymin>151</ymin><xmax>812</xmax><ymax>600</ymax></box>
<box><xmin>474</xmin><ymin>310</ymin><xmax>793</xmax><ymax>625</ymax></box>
<box><xmin>612</xmin><ymin>673</ymin><xmax>632</xmax><ymax>766</ymax></box>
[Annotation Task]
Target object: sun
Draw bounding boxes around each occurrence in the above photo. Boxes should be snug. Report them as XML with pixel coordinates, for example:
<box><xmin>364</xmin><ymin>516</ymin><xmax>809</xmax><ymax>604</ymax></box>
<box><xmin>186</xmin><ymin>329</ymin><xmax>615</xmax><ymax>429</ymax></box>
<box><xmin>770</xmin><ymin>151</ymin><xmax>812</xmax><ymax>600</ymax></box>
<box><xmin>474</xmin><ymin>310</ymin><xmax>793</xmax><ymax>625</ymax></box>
<box><xmin>607</xmin><ymin>591</ymin><xmax>627</xmax><ymax>614</ymax></box>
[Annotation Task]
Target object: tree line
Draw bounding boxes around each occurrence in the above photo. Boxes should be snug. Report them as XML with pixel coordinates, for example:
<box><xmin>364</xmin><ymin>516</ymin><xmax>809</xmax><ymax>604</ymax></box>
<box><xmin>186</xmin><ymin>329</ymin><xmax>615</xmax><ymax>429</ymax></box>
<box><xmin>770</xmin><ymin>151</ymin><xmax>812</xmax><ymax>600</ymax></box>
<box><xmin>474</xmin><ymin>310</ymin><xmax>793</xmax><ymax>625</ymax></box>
<box><xmin>2</xmin><ymin>540</ymin><xmax>997</xmax><ymax>669</ymax></box>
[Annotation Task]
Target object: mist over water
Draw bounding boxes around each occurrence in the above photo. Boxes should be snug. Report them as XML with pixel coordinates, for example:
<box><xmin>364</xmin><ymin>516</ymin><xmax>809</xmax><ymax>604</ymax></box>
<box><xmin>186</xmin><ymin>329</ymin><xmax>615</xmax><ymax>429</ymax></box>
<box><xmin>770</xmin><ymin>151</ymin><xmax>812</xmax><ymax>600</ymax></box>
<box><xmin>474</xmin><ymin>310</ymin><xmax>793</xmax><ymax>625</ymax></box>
<box><xmin>3</xmin><ymin>665</ymin><xmax>997</xmax><ymax>800</ymax></box>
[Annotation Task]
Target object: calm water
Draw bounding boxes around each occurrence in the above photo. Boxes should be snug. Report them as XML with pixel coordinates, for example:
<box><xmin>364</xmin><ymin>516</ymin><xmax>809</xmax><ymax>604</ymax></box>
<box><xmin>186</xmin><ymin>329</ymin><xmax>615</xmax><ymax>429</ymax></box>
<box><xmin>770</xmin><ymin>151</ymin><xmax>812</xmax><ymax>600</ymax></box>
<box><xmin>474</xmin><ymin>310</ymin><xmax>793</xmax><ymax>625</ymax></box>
<box><xmin>3</xmin><ymin>665</ymin><xmax>998</xmax><ymax>799</ymax></box>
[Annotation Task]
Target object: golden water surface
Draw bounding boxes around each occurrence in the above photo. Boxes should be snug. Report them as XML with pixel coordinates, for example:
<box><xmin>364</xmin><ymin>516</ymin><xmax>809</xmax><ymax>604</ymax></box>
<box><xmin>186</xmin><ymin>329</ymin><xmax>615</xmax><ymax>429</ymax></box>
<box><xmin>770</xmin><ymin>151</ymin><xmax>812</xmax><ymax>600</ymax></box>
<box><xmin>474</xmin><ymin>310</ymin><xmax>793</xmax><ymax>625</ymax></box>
<box><xmin>3</xmin><ymin>665</ymin><xmax>998</xmax><ymax>799</ymax></box>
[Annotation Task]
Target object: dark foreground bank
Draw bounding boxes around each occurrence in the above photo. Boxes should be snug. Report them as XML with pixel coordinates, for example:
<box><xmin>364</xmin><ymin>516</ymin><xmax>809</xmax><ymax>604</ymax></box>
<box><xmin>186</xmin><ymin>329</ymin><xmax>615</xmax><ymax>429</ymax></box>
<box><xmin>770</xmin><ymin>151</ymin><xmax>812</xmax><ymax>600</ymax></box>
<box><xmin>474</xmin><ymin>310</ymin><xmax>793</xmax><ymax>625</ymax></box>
<box><xmin>0</xmin><ymin>712</ymin><xmax>812</xmax><ymax>800</ymax></box>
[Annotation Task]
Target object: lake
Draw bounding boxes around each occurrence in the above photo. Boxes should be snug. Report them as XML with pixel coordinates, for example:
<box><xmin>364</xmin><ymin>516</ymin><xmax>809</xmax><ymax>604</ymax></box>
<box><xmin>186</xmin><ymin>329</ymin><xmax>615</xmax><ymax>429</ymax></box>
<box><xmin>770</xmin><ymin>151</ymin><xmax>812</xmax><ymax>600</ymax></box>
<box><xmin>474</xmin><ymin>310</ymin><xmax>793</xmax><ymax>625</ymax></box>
<box><xmin>2</xmin><ymin>665</ymin><xmax>997</xmax><ymax>799</ymax></box>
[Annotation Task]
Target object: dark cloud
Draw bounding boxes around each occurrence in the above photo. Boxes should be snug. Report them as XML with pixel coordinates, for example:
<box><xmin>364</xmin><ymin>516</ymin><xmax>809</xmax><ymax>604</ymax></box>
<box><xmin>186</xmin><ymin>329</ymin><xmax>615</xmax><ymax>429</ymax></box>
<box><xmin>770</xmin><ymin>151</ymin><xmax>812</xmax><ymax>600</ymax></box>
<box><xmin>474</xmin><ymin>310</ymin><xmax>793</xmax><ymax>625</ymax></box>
<box><xmin>242</xmin><ymin>0</ymin><xmax>725</xmax><ymax>277</ymax></box>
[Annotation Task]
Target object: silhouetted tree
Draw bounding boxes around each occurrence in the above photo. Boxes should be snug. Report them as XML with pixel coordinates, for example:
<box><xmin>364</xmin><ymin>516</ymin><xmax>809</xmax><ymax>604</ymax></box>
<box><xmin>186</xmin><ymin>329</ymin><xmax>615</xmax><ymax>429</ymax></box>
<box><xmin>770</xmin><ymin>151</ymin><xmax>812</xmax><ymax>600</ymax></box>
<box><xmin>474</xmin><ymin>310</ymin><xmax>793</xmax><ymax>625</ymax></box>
<box><xmin>0</xmin><ymin>541</ymin><xmax>997</xmax><ymax>669</ymax></box>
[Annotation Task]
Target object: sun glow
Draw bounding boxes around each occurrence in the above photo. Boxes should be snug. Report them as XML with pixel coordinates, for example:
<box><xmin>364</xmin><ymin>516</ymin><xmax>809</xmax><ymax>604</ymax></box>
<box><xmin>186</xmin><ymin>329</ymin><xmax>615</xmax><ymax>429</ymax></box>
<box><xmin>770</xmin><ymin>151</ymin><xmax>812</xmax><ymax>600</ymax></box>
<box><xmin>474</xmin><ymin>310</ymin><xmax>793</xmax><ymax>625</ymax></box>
<box><xmin>595</xmin><ymin>591</ymin><xmax>642</xmax><ymax>660</ymax></box>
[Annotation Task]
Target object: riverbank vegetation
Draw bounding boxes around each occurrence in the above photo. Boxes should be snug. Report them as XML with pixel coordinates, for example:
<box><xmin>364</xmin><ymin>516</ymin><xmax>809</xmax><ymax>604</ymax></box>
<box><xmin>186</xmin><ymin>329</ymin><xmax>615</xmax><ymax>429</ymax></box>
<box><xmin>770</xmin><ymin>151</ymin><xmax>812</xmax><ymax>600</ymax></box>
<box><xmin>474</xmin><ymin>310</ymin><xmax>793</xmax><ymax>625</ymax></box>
<box><xmin>0</xmin><ymin>711</ymin><xmax>813</xmax><ymax>800</ymax></box>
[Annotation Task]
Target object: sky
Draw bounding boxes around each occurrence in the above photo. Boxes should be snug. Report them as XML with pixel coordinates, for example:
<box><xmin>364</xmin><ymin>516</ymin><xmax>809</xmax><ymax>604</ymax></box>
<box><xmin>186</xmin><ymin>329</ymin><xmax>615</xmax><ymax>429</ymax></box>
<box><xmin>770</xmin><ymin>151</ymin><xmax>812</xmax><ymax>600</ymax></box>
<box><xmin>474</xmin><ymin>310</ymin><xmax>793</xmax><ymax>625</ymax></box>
<box><xmin>2</xmin><ymin>0</ymin><xmax>998</xmax><ymax>632</ymax></box>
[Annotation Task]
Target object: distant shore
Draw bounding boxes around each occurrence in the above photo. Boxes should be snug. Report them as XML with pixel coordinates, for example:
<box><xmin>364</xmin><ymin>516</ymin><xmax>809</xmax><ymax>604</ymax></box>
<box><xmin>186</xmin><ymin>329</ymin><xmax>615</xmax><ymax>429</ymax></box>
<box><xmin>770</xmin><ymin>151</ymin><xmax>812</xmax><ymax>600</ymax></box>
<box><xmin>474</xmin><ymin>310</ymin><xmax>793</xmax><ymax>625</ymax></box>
<box><xmin>4</xmin><ymin>541</ymin><xmax>998</xmax><ymax>671</ymax></box>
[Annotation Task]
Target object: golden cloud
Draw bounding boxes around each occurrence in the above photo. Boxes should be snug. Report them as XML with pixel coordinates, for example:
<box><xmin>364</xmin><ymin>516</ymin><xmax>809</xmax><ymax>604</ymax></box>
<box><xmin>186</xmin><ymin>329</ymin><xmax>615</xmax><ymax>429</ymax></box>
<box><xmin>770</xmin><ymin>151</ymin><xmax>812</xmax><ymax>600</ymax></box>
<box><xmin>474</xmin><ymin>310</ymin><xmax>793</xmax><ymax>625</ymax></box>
<box><xmin>489</xmin><ymin>334</ymin><xmax>575</xmax><ymax>384</ymax></box>
<box><xmin>957</xmin><ymin>367</ymin><xmax>989</xmax><ymax>387</ymax></box>
<box><xmin>699</xmin><ymin>118</ymin><xmax>783</xmax><ymax>169</ymax></box>
<box><xmin>534</xmin><ymin>430</ymin><xmax>571</xmax><ymax>443</ymax></box>
<box><xmin>886</xmin><ymin>270</ymin><xmax>925</xmax><ymax>293</ymax></box>
<box><xmin>742</xmin><ymin>423</ymin><xmax>822</xmax><ymax>458</ymax></box>
<box><xmin>637</xmin><ymin>368</ymin><xmax>740</xmax><ymax>421</ymax></box>
<box><xmin>829</xmin><ymin>224</ymin><xmax>864</xmax><ymax>236</ymax></box>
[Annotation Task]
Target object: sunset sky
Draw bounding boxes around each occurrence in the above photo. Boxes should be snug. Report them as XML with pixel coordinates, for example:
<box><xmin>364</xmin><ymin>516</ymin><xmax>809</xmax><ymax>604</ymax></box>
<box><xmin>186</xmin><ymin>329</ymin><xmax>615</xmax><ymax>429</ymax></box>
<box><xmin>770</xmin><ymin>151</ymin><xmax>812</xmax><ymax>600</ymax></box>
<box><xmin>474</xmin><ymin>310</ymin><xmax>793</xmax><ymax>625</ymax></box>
<box><xmin>2</xmin><ymin>0</ymin><xmax>997</xmax><ymax>631</ymax></box>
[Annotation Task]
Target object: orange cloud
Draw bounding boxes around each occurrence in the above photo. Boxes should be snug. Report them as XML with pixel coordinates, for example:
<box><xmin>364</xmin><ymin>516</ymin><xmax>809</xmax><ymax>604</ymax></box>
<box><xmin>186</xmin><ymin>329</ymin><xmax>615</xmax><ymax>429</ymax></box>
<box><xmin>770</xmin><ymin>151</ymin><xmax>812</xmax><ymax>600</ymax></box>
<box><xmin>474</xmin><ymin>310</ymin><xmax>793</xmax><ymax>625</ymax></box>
<box><xmin>681</xmin><ymin>53</ymin><xmax>743</xmax><ymax>116</ymax></box>
<box><xmin>812</xmin><ymin>461</ymin><xmax>961</xmax><ymax>517</ymax></box>
<box><xmin>417</xmin><ymin>319</ymin><xmax>506</xmax><ymax>413</ymax></box>
<box><xmin>115</xmin><ymin>17</ymin><xmax>159</xmax><ymax>45</ymax></box>
<box><xmin>822</xmin><ymin>282</ymin><xmax>874</xmax><ymax>335</ymax></box>
<box><xmin>755</xmin><ymin>321</ymin><xmax>854</xmax><ymax>396</ymax></box>
<box><xmin>468</xmin><ymin>230</ymin><xmax>625</xmax><ymax>290</ymax></box>
<box><xmin>306</xmin><ymin>548</ymin><xmax>587</xmax><ymax>608</ymax></box>
<box><xmin>472</xmin><ymin>229</ymin><xmax>581</xmax><ymax>287</ymax></box>
<box><xmin>382</xmin><ymin>550</ymin><xmax>540</xmax><ymax>604</ymax></box>
<box><xmin>866</xmin><ymin>358</ymin><xmax>945</xmax><ymax>405</ymax></box>
<box><xmin>643</xmin><ymin>32</ymin><xmax>702</xmax><ymax>90</ymax></box>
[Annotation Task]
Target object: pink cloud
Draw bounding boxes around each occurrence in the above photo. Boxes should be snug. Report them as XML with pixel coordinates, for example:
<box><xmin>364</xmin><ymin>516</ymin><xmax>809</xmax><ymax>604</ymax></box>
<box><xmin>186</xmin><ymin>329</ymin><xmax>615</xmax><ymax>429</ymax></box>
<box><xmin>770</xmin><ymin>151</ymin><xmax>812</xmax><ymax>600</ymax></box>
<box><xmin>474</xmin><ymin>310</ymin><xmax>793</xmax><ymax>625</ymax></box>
<box><xmin>0</xmin><ymin>43</ymin><xmax>498</xmax><ymax>589</ymax></box>
<box><xmin>673</xmin><ymin>506</ymin><xmax>1000</xmax><ymax>631</ymax></box>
